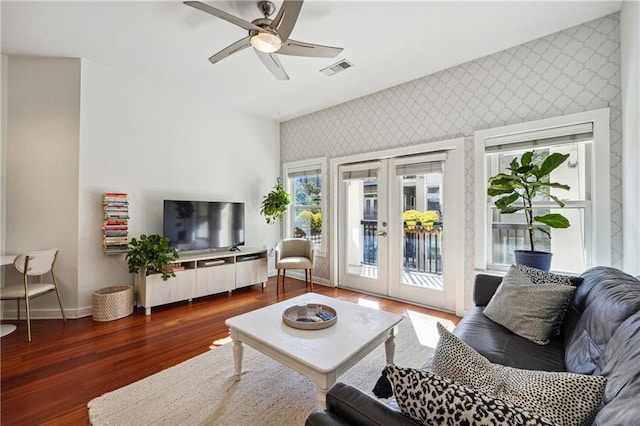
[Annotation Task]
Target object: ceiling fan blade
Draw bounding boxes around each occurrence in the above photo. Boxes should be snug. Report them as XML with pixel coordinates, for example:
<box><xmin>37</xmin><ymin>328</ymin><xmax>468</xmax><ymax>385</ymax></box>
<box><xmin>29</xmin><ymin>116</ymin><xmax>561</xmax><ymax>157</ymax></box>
<box><xmin>277</xmin><ymin>39</ymin><xmax>343</xmax><ymax>58</ymax></box>
<box><xmin>184</xmin><ymin>1</ymin><xmax>263</xmax><ymax>33</ymax></box>
<box><xmin>209</xmin><ymin>36</ymin><xmax>252</xmax><ymax>65</ymax></box>
<box><xmin>254</xmin><ymin>51</ymin><xmax>290</xmax><ymax>80</ymax></box>
<box><xmin>270</xmin><ymin>0</ymin><xmax>303</xmax><ymax>43</ymax></box>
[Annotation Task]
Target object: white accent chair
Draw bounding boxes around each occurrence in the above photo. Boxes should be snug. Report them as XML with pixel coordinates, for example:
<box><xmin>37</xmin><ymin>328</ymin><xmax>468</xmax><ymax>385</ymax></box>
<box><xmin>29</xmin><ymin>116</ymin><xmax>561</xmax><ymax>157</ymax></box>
<box><xmin>0</xmin><ymin>249</ymin><xmax>66</xmax><ymax>341</ymax></box>
<box><xmin>275</xmin><ymin>238</ymin><xmax>315</xmax><ymax>294</ymax></box>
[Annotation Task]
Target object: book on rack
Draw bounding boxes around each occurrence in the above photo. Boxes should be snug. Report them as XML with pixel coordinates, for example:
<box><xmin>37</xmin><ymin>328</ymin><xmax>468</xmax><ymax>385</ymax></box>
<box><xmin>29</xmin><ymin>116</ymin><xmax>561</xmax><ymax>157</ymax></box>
<box><xmin>103</xmin><ymin>242</ymin><xmax>128</xmax><ymax>247</ymax></box>
<box><xmin>103</xmin><ymin>225</ymin><xmax>128</xmax><ymax>231</ymax></box>
<box><xmin>103</xmin><ymin>247</ymin><xmax>128</xmax><ymax>253</ymax></box>
<box><xmin>104</xmin><ymin>230</ymin><xmax>128</xmax><ymax>237</ymax></box>
<box><xmin>104</xmin><ymin>219</ymin><xmax>128</xmax><ymax>225</ymax></box>
<box><xmin>104</xmin><ymin>236</ymin><xmax>129</xmax><ymax>242</ymax></box>
<box><xmin>103</xmin><ymin>241</ymin><xmax>129</xmax><ymax>246</ymax></box>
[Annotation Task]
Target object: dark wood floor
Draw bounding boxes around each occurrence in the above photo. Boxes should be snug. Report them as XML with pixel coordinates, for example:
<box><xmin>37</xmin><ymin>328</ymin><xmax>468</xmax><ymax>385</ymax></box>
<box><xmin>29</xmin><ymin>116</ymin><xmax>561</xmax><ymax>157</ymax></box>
<box><xmin>0</xmin><ymin>277</ymin><xmax>459</xmax><ymax>425</ymax></box>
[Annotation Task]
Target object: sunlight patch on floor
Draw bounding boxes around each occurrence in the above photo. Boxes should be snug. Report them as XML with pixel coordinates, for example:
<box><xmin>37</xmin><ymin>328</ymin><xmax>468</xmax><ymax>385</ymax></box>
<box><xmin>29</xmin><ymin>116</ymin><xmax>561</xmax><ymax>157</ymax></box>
<box><xmin>211</xmin><ymin>336</ymin><xmax>233</xmax><ymax>348</ymax></box>
<box><xmin>356</xmin><ymin>298</ymin><xmax>380</xmax><ymax>310</ymax></box>
<box><xmin>405</xmin><ymin>310</ymin><xmax>455</xmax><ymax>348</ymax></box>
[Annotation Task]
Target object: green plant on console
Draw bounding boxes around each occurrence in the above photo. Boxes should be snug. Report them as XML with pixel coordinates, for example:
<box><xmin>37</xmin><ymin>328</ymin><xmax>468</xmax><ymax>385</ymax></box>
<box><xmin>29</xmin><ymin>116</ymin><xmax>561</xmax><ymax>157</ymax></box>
<box><xmin>487</xmin><ymin>150</ymin><xmax>571</xmax><ymax>252</ymax></box>
<box><xmin>126</xmin><ymin>233</ymin><xmax>178</xmax><ymax>281</ymax></box>
<box><xmin>260</xmin><ymin>178</ymin><xmax>291</xmax><ymax>224</ymax></box>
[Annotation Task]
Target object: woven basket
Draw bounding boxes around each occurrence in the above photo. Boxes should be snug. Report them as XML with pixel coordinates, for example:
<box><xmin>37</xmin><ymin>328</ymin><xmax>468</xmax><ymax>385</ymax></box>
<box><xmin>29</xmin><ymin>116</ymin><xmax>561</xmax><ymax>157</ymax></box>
<box><xmin>92</xmin><ymin>285</ymin><xmax>134</xmax><ymax>322</ymax></box>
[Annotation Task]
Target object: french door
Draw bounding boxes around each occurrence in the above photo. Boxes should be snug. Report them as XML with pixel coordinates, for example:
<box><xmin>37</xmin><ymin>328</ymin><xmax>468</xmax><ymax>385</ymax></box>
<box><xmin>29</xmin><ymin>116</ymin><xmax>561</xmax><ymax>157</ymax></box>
<box><xmin>337</xmin><ymin>150</ymin><xmax>460</xmax><ymax>312</ymax></box>
<box><xmin>337</xmin><ymin>161</ymin><xmax>388</xmax><ymax>295</ymax></box>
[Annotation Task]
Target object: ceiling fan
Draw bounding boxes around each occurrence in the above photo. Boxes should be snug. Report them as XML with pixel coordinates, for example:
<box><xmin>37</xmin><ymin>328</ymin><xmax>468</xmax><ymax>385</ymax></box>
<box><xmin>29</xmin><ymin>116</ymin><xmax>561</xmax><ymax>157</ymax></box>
<box><xmin>184</xmin><ymin>0</ymin><xmax>343</xmax><ymax>80</ymax></box>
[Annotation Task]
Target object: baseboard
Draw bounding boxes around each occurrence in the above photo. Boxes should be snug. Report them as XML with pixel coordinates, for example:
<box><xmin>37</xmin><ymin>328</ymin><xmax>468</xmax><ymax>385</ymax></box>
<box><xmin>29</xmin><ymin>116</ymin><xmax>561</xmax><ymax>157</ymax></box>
<box><xmin>269</xmin><ymin>269</ymin><xmax>334</xmax><ymax>287</ymax></box>
<box><xmin>1</xmin><ymin>306</ymin><xmax>93</xmax><ymax>320</ymax></box>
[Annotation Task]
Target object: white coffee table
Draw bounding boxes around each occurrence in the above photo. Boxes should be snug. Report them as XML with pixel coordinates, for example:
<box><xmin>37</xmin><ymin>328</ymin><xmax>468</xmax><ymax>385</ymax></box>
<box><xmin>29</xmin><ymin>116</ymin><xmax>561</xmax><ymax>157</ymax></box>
<box><xmin>225</xmin><ymin>293</ymin><xmax>403</xmax><ymax>408</ymax></box>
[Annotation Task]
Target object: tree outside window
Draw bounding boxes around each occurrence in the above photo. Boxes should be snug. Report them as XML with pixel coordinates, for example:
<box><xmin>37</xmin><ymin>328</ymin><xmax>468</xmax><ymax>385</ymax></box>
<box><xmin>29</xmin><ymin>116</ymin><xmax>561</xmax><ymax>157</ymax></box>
<box><xmin>293</xmin><ymin>175</ymin><xmax>323</xmax><ymax>250</ymax></box>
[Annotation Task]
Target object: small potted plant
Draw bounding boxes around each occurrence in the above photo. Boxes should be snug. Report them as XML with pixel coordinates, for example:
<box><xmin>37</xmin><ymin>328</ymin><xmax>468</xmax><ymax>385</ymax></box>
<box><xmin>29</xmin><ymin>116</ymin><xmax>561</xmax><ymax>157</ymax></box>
<box><xmin>260</xmin><ymin>178</ymin><xmax>291</xmax><ymax>224</ymax></box>
<box><xmin>487</xmin><ymin>150</ymin><xmax>571</xmax><ymax>271</ymax></box>
<box><xmin>126</xmin><ymin>233</ymin><xmax>178</xmax><ymax>281</ymax></box>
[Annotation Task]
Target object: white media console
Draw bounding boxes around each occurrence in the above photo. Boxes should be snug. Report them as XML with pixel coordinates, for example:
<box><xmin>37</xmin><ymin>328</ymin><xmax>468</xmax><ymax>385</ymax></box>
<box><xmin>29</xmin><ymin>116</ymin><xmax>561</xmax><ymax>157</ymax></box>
<box><xmin>134</xmin><ymin>247</ymin><xmax>268</xmax><ymax>315</ymax></box>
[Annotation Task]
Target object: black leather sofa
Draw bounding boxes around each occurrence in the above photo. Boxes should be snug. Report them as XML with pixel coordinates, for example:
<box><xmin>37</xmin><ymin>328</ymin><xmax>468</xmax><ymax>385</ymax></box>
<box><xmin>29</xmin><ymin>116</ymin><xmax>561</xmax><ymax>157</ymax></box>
<box><xmin>306</xmin><ymin>266</ymin><xmax>640</xmax><ymax>425</ymax></box>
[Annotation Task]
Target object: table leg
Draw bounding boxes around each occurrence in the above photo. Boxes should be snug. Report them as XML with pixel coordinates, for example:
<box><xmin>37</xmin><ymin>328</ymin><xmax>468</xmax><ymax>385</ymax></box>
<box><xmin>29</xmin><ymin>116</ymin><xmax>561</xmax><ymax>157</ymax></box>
<box><xmin>314</xmin><ymin>371</ymin><xmax>336</xmax><ymax>409</ymax></box>
<box><xmin>317</xmin><ymin>388</ymin><xmax>328</xmax><ymax>409</ymax></box>
<box><xmin>384</xmin><ymin>328</ymin><xmax>396</xmax><ymax>364</ymax></box>
<box><xmin>232</xmin><ymin>340</ymin><xmax>244</xmax><ymax>381</ymax></box>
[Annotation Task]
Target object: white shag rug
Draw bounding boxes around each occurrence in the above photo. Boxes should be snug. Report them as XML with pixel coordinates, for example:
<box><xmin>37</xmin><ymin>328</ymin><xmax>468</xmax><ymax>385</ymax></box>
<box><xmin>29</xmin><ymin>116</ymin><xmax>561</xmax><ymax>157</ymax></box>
<box><xmin>88</xmin><ymin>315</ymin><xmax>439</xmax><ymax>426</ymax></box>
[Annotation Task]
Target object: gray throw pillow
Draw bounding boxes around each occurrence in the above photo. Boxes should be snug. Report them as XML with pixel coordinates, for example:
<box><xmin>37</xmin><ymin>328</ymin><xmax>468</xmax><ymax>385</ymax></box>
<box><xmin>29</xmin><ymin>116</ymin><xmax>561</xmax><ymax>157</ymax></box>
<box><xmin>504</xmin><ymin>265</ymin><xmax>582</xmax><ymax>336</ymax></box>
<box><xmin>384</xmin><ymin>364</ymin><xmax>556</xmax><ymax>426</ymax></box>
<box><xmin>432</xmin><ymin>323</ymin><xmax>607</xmax><ymax>426</ymax></box>
<box><xmin>483</xmin><ymin>279</ymin><xmax>576</xmax><ymax>345</ymax></box>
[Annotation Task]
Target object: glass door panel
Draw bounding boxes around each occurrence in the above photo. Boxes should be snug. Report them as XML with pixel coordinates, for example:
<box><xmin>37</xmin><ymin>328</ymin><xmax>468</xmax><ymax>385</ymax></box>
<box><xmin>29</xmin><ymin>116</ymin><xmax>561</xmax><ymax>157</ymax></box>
<box><xmin>388</xmin><ymin>154</ymin><xmax>456</xmax><ymax>311</ymax></box>
<box><xmin>338</xmin><ymin>162</ymin><xmax>387</xmax><ymax>295</ymax></box>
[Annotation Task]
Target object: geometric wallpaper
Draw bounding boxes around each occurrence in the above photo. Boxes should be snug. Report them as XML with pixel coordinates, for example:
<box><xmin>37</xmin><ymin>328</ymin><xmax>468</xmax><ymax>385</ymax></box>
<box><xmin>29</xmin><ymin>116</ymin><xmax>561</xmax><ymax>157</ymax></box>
<box><xmin>280</xmin><ymin>14</ymin><xmax>622</xmax><ymax>309</ymax></box>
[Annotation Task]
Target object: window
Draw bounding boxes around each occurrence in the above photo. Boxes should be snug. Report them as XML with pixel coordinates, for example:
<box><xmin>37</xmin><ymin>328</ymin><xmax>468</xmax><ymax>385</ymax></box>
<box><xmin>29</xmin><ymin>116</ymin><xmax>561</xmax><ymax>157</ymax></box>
<box><xmin>283</xmin><ymin>158</ymin><xmax>327</xmax><ymax>254</ymax></box>
<box><xmin>474</xmin><ymin>109</ymin><xmax>610</xmax><ymax>273</ymax></box>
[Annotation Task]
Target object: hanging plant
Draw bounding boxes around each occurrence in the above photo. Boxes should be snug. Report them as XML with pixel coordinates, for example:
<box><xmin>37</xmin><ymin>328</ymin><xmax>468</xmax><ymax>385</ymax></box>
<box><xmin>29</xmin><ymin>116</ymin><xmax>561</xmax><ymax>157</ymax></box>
<box><xmin>260</xmin><ymin>178</ymin><xmax>291</xmax><ymax>224</ymax></box>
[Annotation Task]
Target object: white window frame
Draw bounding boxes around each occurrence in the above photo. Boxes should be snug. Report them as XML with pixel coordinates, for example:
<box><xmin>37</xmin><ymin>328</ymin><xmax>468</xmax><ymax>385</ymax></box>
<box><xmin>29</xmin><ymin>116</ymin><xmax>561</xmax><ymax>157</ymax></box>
<box><xmin>283</xmin><ymin>157</ymin><xmax>327</xmax><ymax>257</ymax></box>
<box><xmin>474</xmin><ymin>108</ymin><xmax>611</xmax><ymax>273</ymax></box>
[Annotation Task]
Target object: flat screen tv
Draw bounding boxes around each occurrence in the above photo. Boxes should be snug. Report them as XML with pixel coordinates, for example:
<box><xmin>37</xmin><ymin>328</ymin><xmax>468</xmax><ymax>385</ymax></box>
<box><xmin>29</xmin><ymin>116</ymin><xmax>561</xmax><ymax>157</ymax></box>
<box><xmin>163</xmin><ymin>200</ymin><xmax>245</xmax><ymax>252</ymax></box>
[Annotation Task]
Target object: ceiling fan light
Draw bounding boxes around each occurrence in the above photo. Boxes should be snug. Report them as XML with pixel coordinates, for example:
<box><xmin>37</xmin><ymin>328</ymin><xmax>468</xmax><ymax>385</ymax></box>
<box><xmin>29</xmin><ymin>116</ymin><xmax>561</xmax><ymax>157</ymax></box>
<box><xmin>250</xmin><ymin>31</ymin><xmax>282</xmax><ymax>53</ymax></box>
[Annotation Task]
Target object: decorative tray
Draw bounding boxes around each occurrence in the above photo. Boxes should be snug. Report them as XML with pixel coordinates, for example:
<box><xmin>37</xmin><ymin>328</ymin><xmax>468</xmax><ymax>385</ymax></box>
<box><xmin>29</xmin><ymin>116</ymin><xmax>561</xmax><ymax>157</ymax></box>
<box><xmin>282</xmin><ymin>303</ymin><xmax>337</xmax><ymax>330</ymax></box>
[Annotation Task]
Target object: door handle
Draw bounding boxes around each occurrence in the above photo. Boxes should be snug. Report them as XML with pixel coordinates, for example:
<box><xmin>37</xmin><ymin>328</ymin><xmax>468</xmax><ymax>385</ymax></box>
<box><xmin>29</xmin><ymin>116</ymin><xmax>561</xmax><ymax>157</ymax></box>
<box><xmin>377</xmin><ymin>231</ymin><xmax>387</xmax><ymax>237</ymax></box>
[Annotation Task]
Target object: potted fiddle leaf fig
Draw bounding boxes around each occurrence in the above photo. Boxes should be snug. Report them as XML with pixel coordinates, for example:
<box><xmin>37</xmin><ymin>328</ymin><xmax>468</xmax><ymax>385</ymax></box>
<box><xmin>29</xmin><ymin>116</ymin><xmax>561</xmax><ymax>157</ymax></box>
<box><xmin>260</xmin><ymin>178</ymin><xmax>291</xmax><ymax>224</ymax></box>
<box><xmin>487</xmin><ymin>150</ymin><xmax>571</xmax><ymax>270</ymax></box>
<box><xmin>126</xmin><ymin>233</ymin><xmax>178</xmax><ymax>280</ymax></box>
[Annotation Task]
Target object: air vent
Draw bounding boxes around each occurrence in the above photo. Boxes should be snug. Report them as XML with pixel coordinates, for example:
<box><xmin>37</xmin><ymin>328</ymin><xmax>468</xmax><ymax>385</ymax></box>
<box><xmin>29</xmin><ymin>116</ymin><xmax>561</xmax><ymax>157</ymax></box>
<box><xmin>320</xmin><ymin>59</ymin><xmax>354</xmax><ymax>76</ymax></box>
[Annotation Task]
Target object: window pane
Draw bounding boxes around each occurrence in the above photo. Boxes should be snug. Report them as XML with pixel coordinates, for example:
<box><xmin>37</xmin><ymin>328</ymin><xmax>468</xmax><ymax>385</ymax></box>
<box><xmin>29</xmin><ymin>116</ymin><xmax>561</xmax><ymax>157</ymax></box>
<box><xmin>292</xmin><ymin>174</ymin><xmax>323</xmax><ymax>250</ymax></box>
<box><xmin>487</xmin><ymin>142</ymin><xmax>591</xmax><ymax>203</ymax></box>
<box><xmin>486</xmin><ymin>140</ymin><xmax>591</xmax><ymax>273</ymax></box>
<box><xmin>489</xmin><ymin>207</ymin><xmax>586</xmax><ymax>272</ymax></box>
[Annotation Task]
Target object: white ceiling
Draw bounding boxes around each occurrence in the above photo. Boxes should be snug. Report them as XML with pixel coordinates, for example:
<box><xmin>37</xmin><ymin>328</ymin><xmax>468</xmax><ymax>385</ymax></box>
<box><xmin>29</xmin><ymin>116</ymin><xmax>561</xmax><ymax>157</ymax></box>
<box><xmin>1</xmin><ymin>1</ymin><xmax>622</xmax><ymax>121</ymax></box>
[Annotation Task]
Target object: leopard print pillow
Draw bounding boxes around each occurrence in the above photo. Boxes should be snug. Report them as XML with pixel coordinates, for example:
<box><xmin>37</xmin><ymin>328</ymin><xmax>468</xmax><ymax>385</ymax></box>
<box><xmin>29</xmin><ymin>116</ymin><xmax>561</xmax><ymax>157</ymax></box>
<box><xmin>432</xmin><ymin>323</ymin><xmax>607</xmax><ymax>426</ymax></box>
<box><xmin>384</xmin><ymin>364</ymin><xmax>556</xmax><ymax>426</ymax></box>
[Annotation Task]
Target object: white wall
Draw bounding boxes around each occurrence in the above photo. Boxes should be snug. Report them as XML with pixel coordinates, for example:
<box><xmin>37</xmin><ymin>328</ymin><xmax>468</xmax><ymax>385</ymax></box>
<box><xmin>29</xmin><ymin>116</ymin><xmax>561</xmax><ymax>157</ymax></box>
<box><xmin>76</xmin><ymin>60</ymin><xmax>280</xmax><ymax>316</ymax></box>
<box><xmin>621</xmin><ymin>1</ymin><xmax>640</xmax><ymax>275</ymax></box>
<box><xmin>2</xmin><ymin>57</ymin><xmax>280</xmax><ymax>318</ymax></box>
<box><xmin>4</xmin><ymin>57</ymin><xmax>81</xmax><ymax>315</ymax></box>
<box><xmin>1</xmin><ymin>55</ymin><xmax>9</xmax><ymax>293</ymax></box>
<box><xmin>1</xmin><ymin>55</ymin><xmax>8</xmax><ymax>260</ymax></box>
